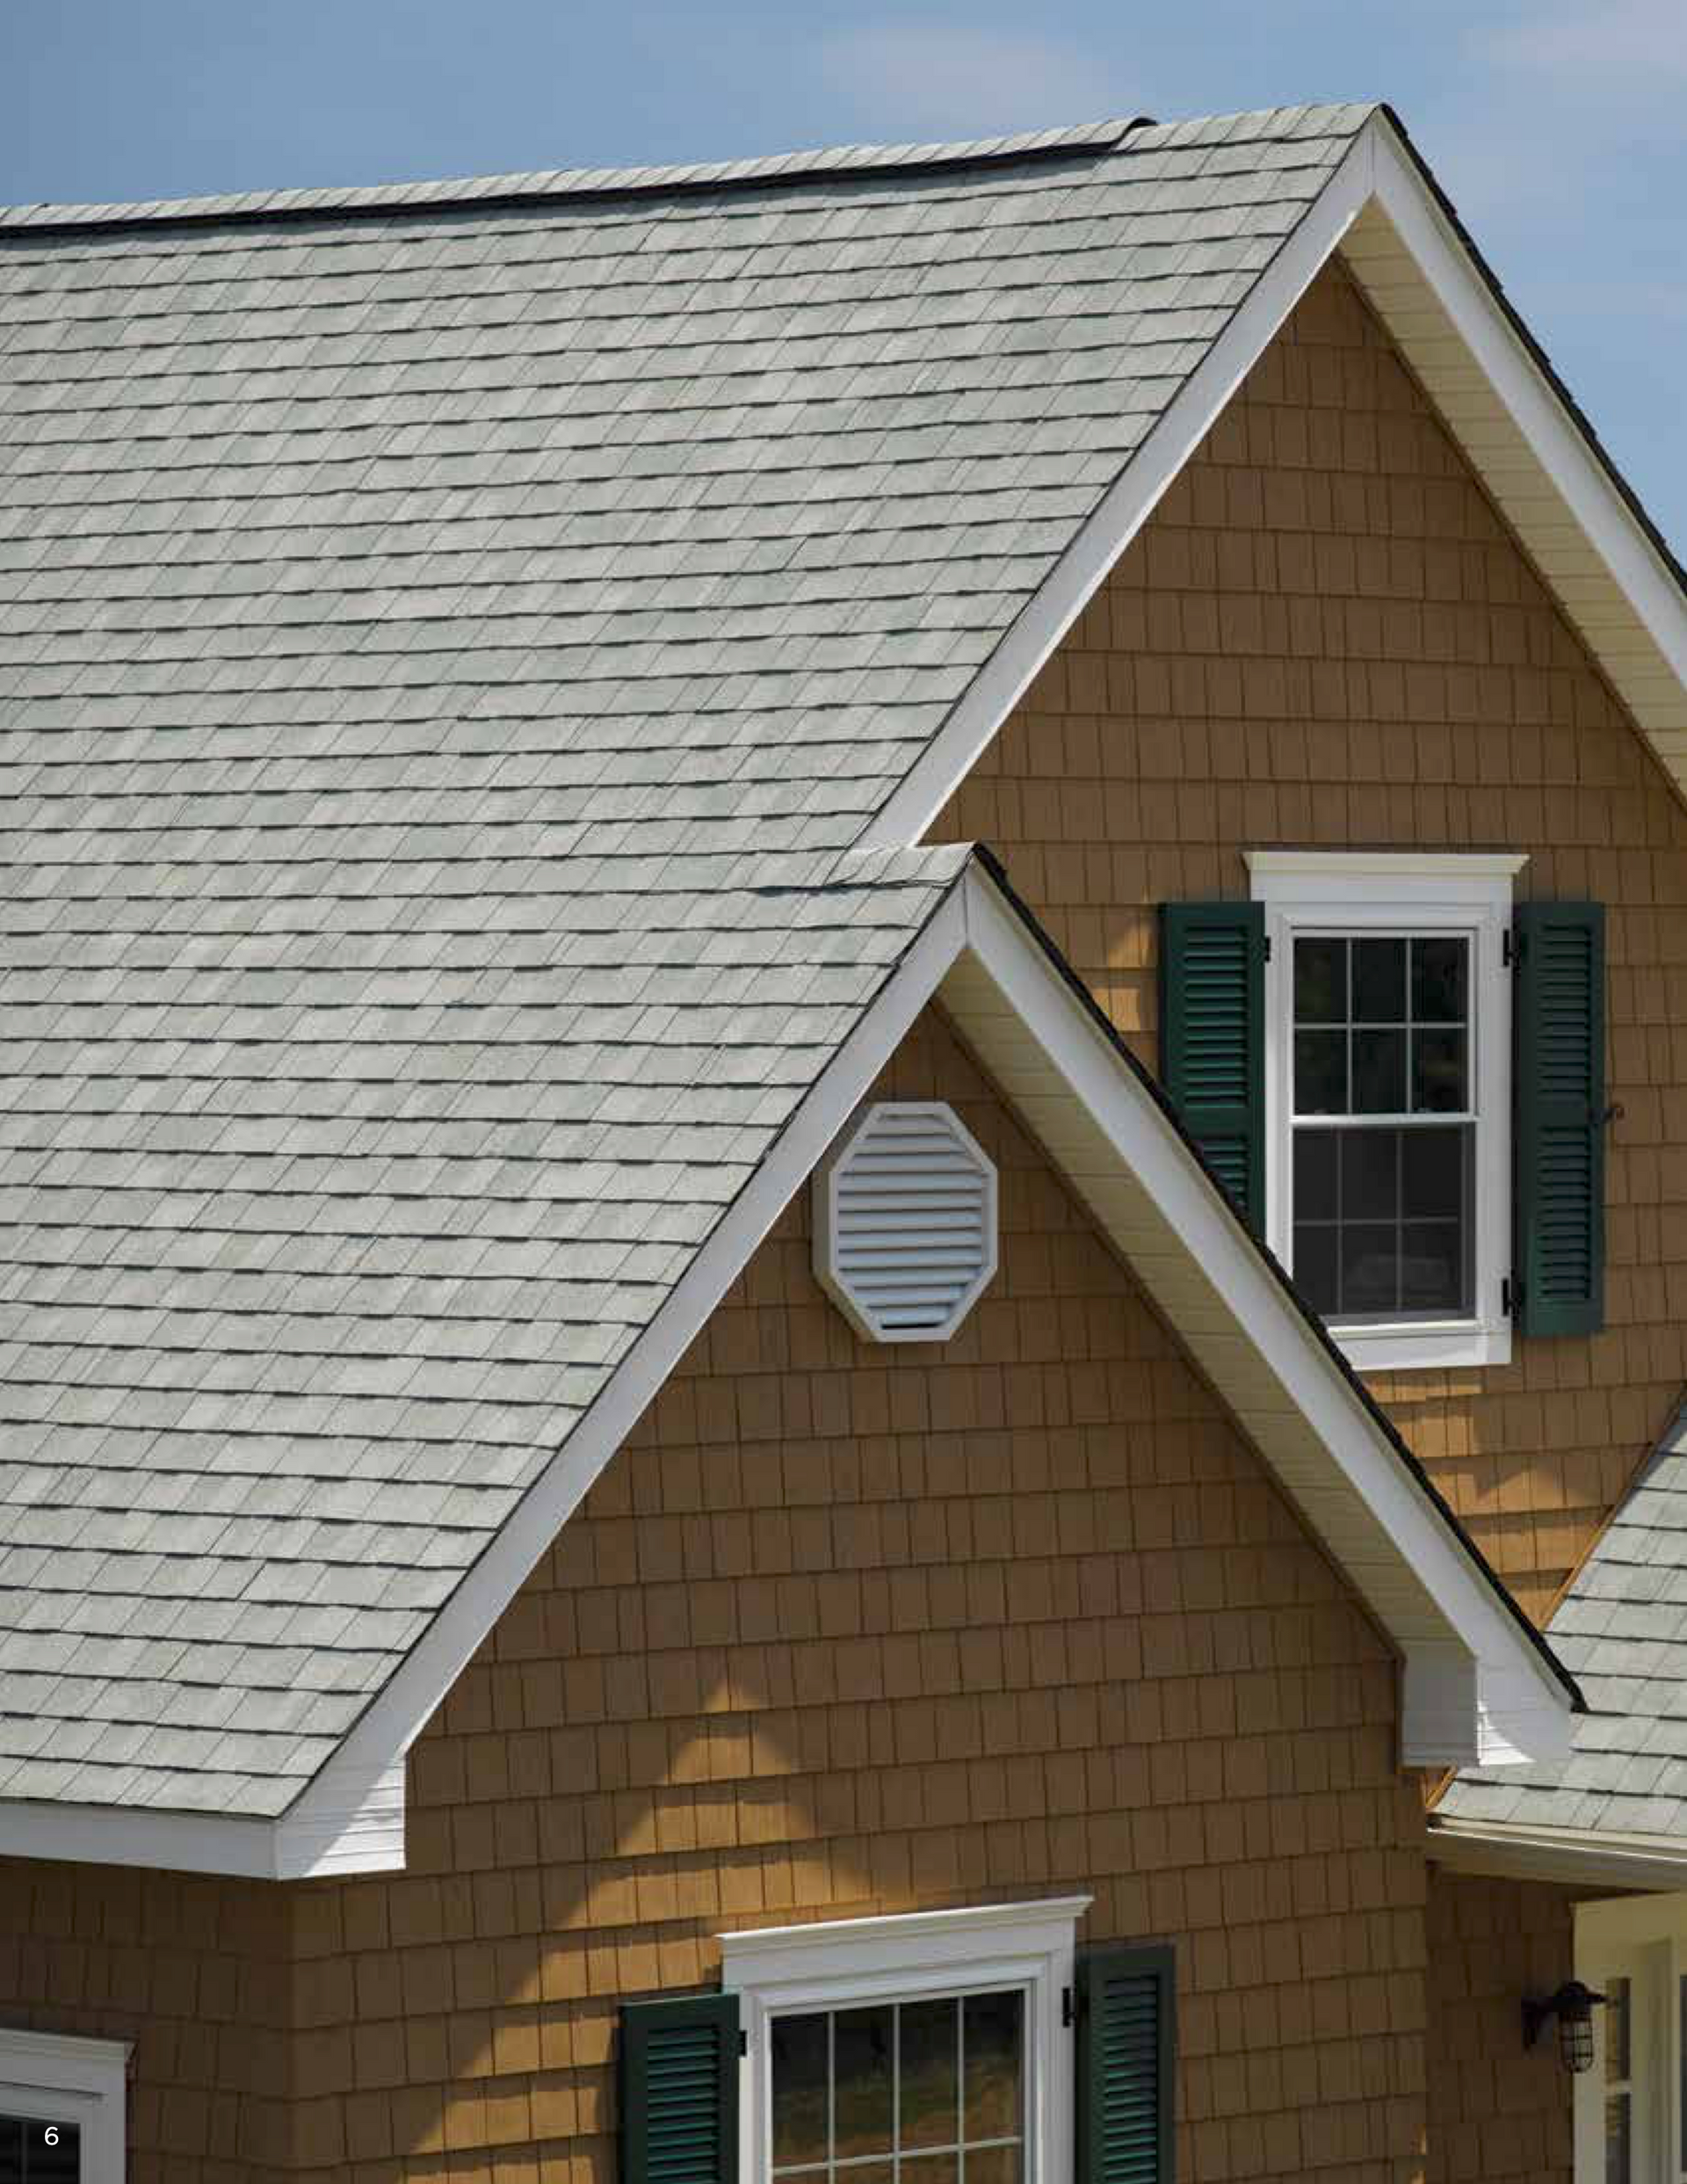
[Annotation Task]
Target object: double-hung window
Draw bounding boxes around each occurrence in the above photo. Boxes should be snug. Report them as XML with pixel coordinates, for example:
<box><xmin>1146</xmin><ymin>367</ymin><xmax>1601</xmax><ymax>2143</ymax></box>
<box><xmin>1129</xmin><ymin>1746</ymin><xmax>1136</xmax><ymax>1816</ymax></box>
<box><xmin>724</xmin><ymin>1902</ymin><xmax>1082</xmax><ymax>2184</ymax></box>
<box><xmin>1160</xmin><ymin>852</ymin><xmax>1608</xmax><ymax>1372</ymax></box>
<box><xmin>1254</xmin><ymin>853</ymin><xmax>1522</xmax><ymax>1372</ymax></box>
<box><xmin>618</xmin><ymin>1900</ymin><xmax>1177</xmax><ymax>2184</ymax></box>
<box><xmin>767</xmin><ymin>1976</ymin><xmax>1027</xmax><ymax>2184</ymax></box>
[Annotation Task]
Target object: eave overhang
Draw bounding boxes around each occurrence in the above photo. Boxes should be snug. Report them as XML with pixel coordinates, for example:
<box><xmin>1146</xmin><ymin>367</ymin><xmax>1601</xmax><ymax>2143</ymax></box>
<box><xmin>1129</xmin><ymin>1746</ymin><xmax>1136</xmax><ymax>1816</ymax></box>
<box><xmin>1430</xmin><ymin>1812</ymin><xmax>1687</xmax><ymax>1896</ymax></box>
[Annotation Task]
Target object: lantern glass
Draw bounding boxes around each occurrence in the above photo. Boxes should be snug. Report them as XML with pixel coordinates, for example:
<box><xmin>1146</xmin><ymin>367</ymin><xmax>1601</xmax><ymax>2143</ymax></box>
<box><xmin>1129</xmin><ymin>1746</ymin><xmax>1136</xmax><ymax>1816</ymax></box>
<box><xmin>1560</xmin><ymin>2008</ymin><xmax>1595</xmax><ymax>2073</ymax></box>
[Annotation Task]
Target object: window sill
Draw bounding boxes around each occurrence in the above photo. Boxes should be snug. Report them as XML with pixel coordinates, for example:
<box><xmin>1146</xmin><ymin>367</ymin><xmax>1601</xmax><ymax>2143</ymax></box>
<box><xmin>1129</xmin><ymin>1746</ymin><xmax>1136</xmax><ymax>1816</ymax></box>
<box><xmin>1328</xmin><ymin>1317</ymin><xmax>1512</xmax><ymax>1373</ymax></box>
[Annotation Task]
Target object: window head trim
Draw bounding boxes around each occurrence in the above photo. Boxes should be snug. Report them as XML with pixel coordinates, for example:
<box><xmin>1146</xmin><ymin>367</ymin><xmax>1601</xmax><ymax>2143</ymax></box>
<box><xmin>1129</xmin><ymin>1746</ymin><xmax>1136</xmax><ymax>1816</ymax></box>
<box><xmin>1246</xmin><ymin>850</ymin><xmax>1526</xmax><ymax>1373</ymax></box>
<box><xmin>720</xmin><ymin>1899</ymin><xmax>1090</xmax><ymax>2184</ymax></box>
<box><xmin>1246</xmin><ymin>850</ymin><xmax>1530</xmax><ymax>889</ymax></box>
<box><xmin>0</xmin><ymin>2026</ymin><xmax>128</xmax><ymax>2183</ymax></box>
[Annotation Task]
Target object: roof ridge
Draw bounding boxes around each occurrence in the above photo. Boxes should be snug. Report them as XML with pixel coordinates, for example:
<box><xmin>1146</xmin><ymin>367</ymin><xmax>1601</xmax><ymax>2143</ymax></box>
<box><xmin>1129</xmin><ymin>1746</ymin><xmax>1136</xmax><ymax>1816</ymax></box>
<box><xmin>0</xmin><ymin>115</ymin><xmax>1148</xmax><ymax>238</ymax></box>
<box><xmin>0</xmin><ymin>100</ymin><xmax>1381</xmax><ymax>239</ymax></box>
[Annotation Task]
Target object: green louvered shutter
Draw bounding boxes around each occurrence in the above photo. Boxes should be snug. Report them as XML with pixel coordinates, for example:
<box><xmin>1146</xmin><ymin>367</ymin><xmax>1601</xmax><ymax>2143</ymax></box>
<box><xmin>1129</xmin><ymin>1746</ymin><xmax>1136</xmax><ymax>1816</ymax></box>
<box><xmin>1513</xmin><ymin>901</ymin><xmax>1606</xmax><ymax>1337</ymax></box>
<box><xmin>1159</xmin><ymin>901</ymin><xmax>1264</xmax><ymax>1229</ymax></box>
<box><xmin>621</xmin><ymin>1992</ymin><xmax>740</xmax><ymax>2184</ymax></box>
<box><xmin>1077</xmin><ymin>1944</ymin><xmax>1176</xmax><ymax>2184</ymax></box>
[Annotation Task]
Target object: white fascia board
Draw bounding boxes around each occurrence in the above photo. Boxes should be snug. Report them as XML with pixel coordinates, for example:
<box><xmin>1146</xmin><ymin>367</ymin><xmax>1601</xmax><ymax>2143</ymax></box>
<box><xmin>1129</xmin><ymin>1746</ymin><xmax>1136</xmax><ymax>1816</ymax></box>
<box><xmin>1364</xmin><ymin>124</ymin><xmax>1686</xmax><ymax>701</ymax></box>
<box><xmin>853</xmin><ymin>127</ymin><xmax>1379</xmax><ymax>853</ymax></box>
<box><xmin>950</xmin><ymin>869</ymin><xmax>1574</xmax><ymax>1767</ymax></box>
<box><xmin>0</xmin><ymin>1798</ymin><xmax>285</xmax><ymax>1881</ymax></box>
<box><xmin>1432</xmin><ymin>1815</ymin><xmax>1687</xmax><ymax>1897</ymax></box>
<box><xmin>0</xmin><ymin>1754</ymin><xmax>409</xmax><ymax>1881</ymax></box>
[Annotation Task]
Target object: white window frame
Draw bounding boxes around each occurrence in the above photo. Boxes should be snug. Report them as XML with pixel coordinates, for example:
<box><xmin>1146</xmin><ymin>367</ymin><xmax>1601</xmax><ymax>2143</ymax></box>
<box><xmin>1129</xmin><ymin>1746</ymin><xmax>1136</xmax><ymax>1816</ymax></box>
<box><xmin>720</xmin><ymin>1897</ymin><xmax>1090</xmax><ymax>2184</ymax></box>
<box><xmin>0</xmin><ymin>2027</ymin><xmax>128</xmax><ymax>2182</ymax></box>
<box><xmin>1574</xmin><ymin>1890</ymin><xmax>1687</xmax><ymax>2181</ymax></box>
<box><xmin>1247</xmin><ymin>850</ymin><xmax>1526</xmax><ymax>1373</ymax></box>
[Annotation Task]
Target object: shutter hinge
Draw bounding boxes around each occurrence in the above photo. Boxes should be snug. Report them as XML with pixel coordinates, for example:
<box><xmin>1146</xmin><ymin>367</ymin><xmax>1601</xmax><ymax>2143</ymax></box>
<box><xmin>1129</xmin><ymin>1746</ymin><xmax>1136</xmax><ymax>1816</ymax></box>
<box><xmin>739</xmin><ymin>2028</ymin><xmax>749</xmax><ymax>2057</ymax></box>
<box><xmin>1262</xmin><ymin>933</ymin><xmax>1271</xmax><ymax>962</ymax></box>
<box><xmin>1061</xmin><ymin>1985</ymin><xmax>1074</xmax><ymax>2028</ymax></box>
<box><xmin>1502</xmin><ymin>1274</ymin><xmax>1522</xmax><ymax>1317</ymax></box>
<box><xmin>1502</xmin><ymin>925</ymin><xmax>1522</xmax><ymax>969</ymax></box>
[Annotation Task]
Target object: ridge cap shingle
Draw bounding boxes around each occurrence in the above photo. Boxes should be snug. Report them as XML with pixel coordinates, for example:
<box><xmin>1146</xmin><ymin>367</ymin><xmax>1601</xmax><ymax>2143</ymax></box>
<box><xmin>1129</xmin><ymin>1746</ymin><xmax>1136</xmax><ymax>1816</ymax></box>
<box><xmin>0</xmin><ymin>100</ymin><xmax>1378</xmax><ymax>238</ymax></box>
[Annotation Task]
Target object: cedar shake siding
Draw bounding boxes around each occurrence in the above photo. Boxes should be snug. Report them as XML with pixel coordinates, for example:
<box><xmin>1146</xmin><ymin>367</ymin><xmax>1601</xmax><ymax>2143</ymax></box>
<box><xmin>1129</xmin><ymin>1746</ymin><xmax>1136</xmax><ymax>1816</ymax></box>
<box><xmin>0</xmin><ymin>1005</ymin><xmax>1434</xmax><ymax>2180</ymax></box>
<box><xmin>330</xmin><ymin>1005</ymin><xmax>1429</xmax><ymax>2183</ymax></box>
<box><xmin>930</xmin><ymin>255</ymin><xmax>1687</xmax><ymax>1622</ymax></box>
<box><xmin>0</xmin><ymin>1862</ymin><xmax>291</xmax><ymax>2183</ymax></box>
<box><xmin>1424</xmin><ymin>1868</ymin><xmax>1576</xmax><ymax>2184</ymax></box>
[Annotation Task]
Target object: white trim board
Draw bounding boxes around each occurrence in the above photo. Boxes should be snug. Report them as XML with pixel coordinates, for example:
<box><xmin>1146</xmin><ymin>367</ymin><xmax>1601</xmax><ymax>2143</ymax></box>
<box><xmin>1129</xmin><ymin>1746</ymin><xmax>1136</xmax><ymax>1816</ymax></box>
<box><xmin>1248</xmin><ymin>850</ymin><xmax>1522</xmax><ymax>1373</ymax></box>
<box><xmin>0</xmin><ymin>2026</ymin><xmax>128</xmax><ymax>2184</ymax></box>
<box><xmin>1577</xmin><ymin>1890</ymin><xmax>1687</xmax><ymax>1949</ymax></box>
<box><xmin>0</xmin><ymin>860</ymin><xmax>1575</xmax><ymax>1876</ymax></box>
<box><xmin>721</xmin><ymin>1897</ymin><xmax>1089</xmax><ymax>2184</ymax></box>
<box><xmin>720</xmin><ymin>1897</ymin><xmax>1095</xmax><ymax>1981</ymax></box>
<box><xmin>1430</xmin><ymin>1814</ymin><xmax>1687</xmax><ymax>1895</ymax></box>
<box><xmin>856</xmin><ymin>108</ymin><xmax>1687</xmax><ymax>854</ymax></box>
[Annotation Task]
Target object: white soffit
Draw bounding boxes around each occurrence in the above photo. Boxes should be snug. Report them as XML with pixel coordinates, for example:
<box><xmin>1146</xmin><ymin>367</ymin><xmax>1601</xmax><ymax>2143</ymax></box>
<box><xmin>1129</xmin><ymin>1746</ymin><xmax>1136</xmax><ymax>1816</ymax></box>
<box><xmin>1344</xmin><ymin>126</ymin><xmax>1687</xmax><ymax>786</ymax></box>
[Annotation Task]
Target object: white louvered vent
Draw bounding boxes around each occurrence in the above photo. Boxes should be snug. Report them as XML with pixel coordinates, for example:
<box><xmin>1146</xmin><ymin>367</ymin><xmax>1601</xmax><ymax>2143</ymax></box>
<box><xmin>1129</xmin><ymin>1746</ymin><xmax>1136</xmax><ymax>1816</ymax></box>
<box><xmin>815</xmin><ymin>1101</ymin><xmax>998</xmax><ymax>1343</ymax></box>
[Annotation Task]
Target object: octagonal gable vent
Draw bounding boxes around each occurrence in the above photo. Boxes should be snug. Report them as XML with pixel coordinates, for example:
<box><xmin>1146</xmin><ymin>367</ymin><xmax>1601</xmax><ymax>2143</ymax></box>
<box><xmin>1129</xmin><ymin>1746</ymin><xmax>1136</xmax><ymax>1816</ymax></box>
<box><xmin>815</xmin><ymin>1101</ymin><xmax>998</xmax><ymax>1342</ymax></box>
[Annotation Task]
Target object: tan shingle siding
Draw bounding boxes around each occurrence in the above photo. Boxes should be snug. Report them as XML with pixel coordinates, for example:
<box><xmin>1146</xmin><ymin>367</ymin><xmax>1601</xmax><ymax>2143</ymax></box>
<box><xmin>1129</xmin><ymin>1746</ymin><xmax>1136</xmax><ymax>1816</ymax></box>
<box><xmin>0</xmin><ymin>1003</ymin><xmax>1433</xmax><ymax>2180</ymax></box>
<box><xmin>932</xmin><ymin>255</ymin><xmax>1687</xmax><ymax>1616</ymax></box>
<box><xmin>323</xmin><ymin>1007</ymin><xmax>1427</xmax><ymax>2181</ymax></box>
<box><xmin>1425</xmin><ymin>1869</ymin><xmax>1575</xmax><ymax>2184</ymax></box>
<box><xmin>0</xmin><ymin>1862</ymin><xmax>290</xmax><ymax>2182</ymax></box>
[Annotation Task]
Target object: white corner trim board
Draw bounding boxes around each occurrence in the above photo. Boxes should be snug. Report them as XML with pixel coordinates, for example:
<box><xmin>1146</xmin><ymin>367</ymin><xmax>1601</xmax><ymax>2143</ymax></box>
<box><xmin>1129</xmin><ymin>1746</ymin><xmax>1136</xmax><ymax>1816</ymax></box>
<box><xmin>0</xmin><ymin>2026</ymin><xmax>129</xmax><ymax>2184</ymax></box>
<box><xmin>0</xmin><ymin>860</ymin><xmax>1573</xmax><ymax>1877</ymax></box>
<box><xmin>721</xmin><ymin>1897</ymin><xmax>1090</xmax><ymax>2184</ymax></box>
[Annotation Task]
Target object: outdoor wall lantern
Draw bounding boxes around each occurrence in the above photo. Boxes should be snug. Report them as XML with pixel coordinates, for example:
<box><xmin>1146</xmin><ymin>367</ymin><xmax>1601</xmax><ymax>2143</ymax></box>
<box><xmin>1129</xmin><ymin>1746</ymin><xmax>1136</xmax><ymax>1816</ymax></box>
<box><xmin>1523</xmin><ymin>1981</ymin><xmax>1607</xmax><ymax>2072</ymax></box>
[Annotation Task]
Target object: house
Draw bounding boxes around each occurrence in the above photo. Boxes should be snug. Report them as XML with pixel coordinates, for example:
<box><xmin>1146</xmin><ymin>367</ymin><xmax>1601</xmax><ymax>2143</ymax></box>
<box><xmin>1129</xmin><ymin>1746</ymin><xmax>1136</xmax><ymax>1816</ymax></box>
<box><xmin>0</xmin><ymin>94</ymin><xmax>1683</xmax><ymax>2183</ymax></box>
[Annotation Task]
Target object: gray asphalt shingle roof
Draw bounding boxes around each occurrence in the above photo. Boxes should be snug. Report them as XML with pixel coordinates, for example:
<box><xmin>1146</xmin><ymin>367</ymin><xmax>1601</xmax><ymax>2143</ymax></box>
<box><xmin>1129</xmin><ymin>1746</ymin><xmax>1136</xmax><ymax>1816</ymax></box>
<box><xmin>0</xmin><ymin>103</ymin><xmax>1374</xmax><ymax>1818</ymax></box>
<box><xmin>1442</xmin><ymin>1407</ymin><xmax>1687</xmax><ymax>1842</ymax></box>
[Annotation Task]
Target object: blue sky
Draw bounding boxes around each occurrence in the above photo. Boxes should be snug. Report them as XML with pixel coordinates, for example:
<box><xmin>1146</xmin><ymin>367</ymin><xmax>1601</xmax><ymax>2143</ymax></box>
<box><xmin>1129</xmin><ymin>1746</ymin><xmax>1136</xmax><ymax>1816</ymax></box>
<box><xmin>4</xmin><ymin>0</ymin><xmax>1683</xmax><ymax>553</ymax></box>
